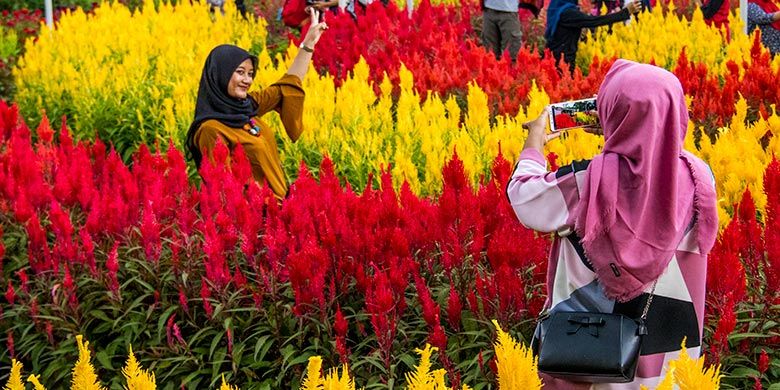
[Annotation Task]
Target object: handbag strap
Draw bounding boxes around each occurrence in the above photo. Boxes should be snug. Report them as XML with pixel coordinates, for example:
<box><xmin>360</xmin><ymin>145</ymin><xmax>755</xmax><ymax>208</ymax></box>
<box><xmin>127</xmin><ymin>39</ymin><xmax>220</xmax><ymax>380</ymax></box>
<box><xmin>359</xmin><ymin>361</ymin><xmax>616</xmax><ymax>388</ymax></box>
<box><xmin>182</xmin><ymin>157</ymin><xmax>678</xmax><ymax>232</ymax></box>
<box><xmin>639</xmin><ymin>280</ymin><xmax>658</xmax><ymax>321</ymax></box>
<box><xmin>538</xmin><ymin>279</ymin><xmax>659</xmax><ymax>321</ymax></box>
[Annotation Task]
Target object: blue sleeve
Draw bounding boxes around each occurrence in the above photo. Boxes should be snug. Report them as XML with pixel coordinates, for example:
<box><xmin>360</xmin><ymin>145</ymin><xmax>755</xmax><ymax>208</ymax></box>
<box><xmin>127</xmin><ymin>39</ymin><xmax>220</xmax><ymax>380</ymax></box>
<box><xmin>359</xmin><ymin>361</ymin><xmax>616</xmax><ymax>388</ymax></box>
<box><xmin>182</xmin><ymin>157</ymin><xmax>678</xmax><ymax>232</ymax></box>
<box><xmin>749</xmin><ymin>3</ymin><xmax>775</xmax><ymax>25</ymax></box>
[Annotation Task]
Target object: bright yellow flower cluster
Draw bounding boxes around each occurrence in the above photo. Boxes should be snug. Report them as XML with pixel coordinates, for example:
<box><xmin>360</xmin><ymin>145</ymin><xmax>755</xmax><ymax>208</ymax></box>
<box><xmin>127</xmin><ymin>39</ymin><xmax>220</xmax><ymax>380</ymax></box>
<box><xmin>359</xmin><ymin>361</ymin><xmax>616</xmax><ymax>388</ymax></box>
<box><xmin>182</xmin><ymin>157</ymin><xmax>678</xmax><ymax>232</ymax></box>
<box><xmin>577</xmin><ymin>5</ymin><xmax>780</xmax><ymax>74</ymax></box>
<box><xmin>300</xmin><ymin>357</ymin><xmax>356</xmax><ymax>390</ymax></box>
<box><xmin>491</xmin><ymin>320</ymin><xmax>542</xmax><ymax>390</ymax></box>
<box><xmin>258</xmin><ymin>51</ymin><xmax>533</xmax><ymax>194</ymax></box>
<box><xmin>14</xmin><ymin>0</ymin><xmax>265</xmax><ymax>151</ymax></box>
<box><xmin>4</xmin><ymin>335</ymin><xmax>156</xmax><ymax>390</ymax></box>
<box><xmin>690</xmin><ymin>99</ymin><xmax>780</xmax><ymax>225</ymax></box>
<box><xmin>2</xmin><ymin>330</ymin><xmax>722</xmax><ymax>389</ymax></box>
<box><xmin>403</xmin><ymin>345</ymin><xmax>472</xmax><ymax>390</ymax></box>
<box><xmin>641</xmin><ymin>339</ymin><xmax>722</xmax><ymax>390</ymax></box>
<box><xmin>295</xmin><ymin>324</ymin><xmax>721</xmax><ymax>390</ymax></box>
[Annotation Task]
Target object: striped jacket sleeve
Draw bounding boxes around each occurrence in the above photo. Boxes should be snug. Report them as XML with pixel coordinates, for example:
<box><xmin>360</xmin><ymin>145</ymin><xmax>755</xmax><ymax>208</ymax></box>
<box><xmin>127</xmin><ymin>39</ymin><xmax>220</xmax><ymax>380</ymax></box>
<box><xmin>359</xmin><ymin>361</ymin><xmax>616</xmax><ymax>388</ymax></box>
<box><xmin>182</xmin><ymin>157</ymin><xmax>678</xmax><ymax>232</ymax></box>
<box><xmin>506</xmin><ymin>148</ymin><xmax>590</xmax><ymax>233</ymax></box>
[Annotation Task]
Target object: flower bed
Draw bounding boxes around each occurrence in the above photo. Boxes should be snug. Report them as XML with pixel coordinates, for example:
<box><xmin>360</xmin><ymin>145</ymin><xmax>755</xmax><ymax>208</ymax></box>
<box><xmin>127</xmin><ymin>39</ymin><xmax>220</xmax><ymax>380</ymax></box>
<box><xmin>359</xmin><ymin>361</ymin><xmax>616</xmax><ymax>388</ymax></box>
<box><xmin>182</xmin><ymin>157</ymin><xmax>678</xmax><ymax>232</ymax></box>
<box><xmin>2</xmin><ymin>0</ymin><xmax>780</xmax><ymax>388</ymax></box>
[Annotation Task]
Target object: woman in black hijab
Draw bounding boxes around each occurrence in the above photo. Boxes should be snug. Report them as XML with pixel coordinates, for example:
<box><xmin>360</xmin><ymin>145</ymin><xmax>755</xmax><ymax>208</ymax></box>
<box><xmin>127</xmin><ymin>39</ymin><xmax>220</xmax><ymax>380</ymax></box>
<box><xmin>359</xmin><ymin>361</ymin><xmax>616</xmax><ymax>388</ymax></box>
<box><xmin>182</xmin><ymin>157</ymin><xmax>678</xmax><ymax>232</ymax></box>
<box><xmin>186</xmin><ymin>9</ymin><xmax>327</xmax><ymax>200</ymax></box>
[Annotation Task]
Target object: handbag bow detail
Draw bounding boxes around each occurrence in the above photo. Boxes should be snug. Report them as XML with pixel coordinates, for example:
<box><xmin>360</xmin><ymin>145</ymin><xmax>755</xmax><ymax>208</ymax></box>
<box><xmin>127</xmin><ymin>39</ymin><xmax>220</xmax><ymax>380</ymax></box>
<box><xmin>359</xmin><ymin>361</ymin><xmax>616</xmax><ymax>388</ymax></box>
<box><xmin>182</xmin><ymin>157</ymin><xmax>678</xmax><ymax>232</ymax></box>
<box><xmin>566</xmin><ymin>315</ymin><xmax>606</xmax><ymax>337</ymax></box>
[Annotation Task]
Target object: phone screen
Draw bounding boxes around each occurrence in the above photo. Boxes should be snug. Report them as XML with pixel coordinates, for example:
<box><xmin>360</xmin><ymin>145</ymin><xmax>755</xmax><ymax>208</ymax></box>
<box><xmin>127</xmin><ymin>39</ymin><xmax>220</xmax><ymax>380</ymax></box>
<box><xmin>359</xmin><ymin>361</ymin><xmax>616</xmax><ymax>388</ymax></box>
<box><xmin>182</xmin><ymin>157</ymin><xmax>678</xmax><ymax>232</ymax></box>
<box><xmin>548</xmin><ymin>97</ymin><xmax>599</xmax><ymax>133</ymax></box>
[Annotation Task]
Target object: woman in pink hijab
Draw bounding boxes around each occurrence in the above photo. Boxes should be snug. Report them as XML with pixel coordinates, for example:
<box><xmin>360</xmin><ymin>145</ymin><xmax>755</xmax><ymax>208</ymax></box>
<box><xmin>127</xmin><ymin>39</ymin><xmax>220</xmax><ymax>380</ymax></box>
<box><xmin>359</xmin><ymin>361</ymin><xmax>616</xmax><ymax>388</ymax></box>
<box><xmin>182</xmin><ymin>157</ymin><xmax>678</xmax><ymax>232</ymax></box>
<box><xmin>506</xmin><ymin>59</ymin><xmax>718</xmax><ymax>389</ymax></box>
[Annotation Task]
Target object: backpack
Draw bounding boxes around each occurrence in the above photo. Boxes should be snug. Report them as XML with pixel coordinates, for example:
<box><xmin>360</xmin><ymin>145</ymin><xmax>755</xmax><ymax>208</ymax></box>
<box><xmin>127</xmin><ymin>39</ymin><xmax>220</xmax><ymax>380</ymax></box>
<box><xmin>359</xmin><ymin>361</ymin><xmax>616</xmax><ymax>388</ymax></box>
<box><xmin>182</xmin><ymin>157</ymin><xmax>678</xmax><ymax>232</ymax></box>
<box><xmin>282</xmin><ymin>0</ymin><xmax>309</xmax><ymax>28</ymax></box>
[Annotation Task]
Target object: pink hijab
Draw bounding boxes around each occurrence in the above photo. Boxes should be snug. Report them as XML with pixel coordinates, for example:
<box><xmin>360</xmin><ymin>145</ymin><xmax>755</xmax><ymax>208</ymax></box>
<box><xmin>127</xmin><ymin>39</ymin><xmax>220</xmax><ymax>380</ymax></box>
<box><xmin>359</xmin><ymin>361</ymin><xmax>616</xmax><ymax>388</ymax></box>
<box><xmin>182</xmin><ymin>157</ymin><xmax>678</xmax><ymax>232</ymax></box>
<box><xmin>573</xmin><ymin>60</ymin><xmax>718</xmax><ymax>302</ymax></box>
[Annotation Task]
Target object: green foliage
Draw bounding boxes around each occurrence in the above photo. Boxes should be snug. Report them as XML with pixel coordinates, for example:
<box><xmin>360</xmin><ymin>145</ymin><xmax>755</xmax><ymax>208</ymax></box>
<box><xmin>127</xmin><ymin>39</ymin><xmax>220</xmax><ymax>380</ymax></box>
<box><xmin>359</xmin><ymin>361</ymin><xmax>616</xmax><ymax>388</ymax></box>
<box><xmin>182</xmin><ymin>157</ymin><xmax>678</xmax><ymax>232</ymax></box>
<box><xmin>0</xmin><ymin>220</ymin><xmax>515</xmax><ymax>389</ymax></box>
<box><xmin>0</xmin><ymin>27</ymin><xmax>17</xmax><ymax>61</ymax></box>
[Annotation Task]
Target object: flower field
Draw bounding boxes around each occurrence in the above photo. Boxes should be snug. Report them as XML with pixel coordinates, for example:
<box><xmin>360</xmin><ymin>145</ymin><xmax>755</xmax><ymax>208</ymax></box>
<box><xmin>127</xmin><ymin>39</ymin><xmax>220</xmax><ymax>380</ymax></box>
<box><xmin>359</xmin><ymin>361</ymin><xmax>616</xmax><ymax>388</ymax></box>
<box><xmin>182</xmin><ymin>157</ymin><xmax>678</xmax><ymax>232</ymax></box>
<box><xmin>0</xmin><ymin>0</ymin><xmax>779</xmax><ymax>388</ymax></box>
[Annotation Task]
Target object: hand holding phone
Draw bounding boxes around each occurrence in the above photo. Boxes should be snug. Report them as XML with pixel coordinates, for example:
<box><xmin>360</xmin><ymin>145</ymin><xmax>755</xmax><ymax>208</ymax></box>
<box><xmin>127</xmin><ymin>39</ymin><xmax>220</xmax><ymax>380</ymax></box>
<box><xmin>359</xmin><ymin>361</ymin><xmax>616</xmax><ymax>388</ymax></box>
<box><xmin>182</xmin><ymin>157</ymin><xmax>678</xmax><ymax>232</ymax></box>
<box><xmin>548</xmin><ymin>97</ymin><xmax>600</xmax><ymax>134</ymax></box>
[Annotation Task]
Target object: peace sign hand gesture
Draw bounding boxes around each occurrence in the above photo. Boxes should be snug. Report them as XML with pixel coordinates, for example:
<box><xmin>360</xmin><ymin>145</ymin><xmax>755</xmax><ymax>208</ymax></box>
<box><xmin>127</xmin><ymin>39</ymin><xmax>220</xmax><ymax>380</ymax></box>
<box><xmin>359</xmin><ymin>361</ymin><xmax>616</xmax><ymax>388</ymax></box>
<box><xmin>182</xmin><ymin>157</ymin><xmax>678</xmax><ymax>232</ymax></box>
<box><xmin>301</xmin><ymin>8</ymin><xmax>328</xmax><ymax>50</ymax></box>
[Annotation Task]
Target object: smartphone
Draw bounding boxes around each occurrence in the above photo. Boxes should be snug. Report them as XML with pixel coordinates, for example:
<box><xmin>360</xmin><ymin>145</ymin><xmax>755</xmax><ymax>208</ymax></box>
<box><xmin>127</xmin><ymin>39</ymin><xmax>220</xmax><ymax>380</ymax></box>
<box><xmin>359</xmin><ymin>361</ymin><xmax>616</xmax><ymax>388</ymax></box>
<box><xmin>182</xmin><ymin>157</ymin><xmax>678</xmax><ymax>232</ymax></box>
<box><xmin>548</xmin><ymin>97</ymin><xmax>600</xmax><ymax>133</ymax></box>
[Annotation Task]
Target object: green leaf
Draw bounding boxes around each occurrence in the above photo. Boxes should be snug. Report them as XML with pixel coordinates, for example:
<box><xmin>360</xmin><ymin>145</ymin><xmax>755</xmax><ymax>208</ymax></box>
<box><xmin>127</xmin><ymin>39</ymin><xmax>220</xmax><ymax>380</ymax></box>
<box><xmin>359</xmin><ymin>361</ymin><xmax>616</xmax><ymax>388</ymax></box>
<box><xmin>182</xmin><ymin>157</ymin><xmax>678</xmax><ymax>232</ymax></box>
<box><xmin>253</xmin><ymin>335</ymin><xmax>273</xmax><ymax>361</ymax></box>
<box><xmin>728</xmin><ymin>332</ymin><xmax>773</xmax><ymax>341</ymax></box>
<box><xmin>728</xmin><ymin>367</ymin><xmax>760</xmax><ymax>378</ymax></box>
<box><xmin>96</xmin><ymin>350</ymin><xmax>114</xmax><ymax>370</ymax></box>
<box><xmin>210</xmin><ymin>331</ymin><xmax>225</xmax><ymax>360</ymax></box>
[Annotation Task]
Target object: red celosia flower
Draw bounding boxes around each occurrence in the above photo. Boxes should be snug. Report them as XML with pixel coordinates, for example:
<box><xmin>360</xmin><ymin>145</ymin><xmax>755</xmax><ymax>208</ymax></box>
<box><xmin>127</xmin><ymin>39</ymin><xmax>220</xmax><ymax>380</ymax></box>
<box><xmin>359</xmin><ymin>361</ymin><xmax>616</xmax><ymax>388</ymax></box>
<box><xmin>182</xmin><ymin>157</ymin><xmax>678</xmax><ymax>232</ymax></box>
<box><xmin>25</xmin><ymin>213</ymin><xmax>51</xmax><ymax>273</ymax></box>
<box><xmin>78</xmin><ymin>229</ymin><xmax>97</xmax><ymax>276</ymax></box>
<box><xmin>178</xmin><ymin>288</ymin><xmax>189</xmax><ymax>312</ymax></box>
<box><xmin>35</xmin><ymin>113</ymin><xmax>53</xmax><ymax>144</ymax></box>
<box><xmin>106</xmin><ymin>241</ymin><xmax>120</xmax><ymax>297</ymax></box>
<box><xmin>334</xmin><ymin>305</ymin><xmax>351</xmax><ymax>360</ymax></box>
<box><xmin>6</xmin><ymin>331</ymin><xmax>14</xmax><ymax>358</ymax></box>
<box><xmin>200</xmin><ymin>279</ymin><xmax>214</xmax><ymax>318</ymax></box>
<box><xmin>45</xmin><ymin>321</ymin><xmax>54</xmax><ymax>345</ymax></box>
<box><xmin>140</xmin><ymin>201</ymin><xmax>161</xmax><ymax>262</ymax></box>
<box><xmin>0</xmin><ymin>226</ymin><xmax>4</xmax><ymax>267</ymax></box>
<box><xmin>758</xmin><ymin>349</ymin><xmax>770</xmax><ymax>374</ymax></box>
<box><xmin>16</xmin><ymin>269</ymin><xmax>27</xmax><ymax>293</ymax></box>
<box><xmin>334</xmin><ymin>306</ymin><xmax>348</xmax><ymax>337</ymax></box>
<box><xmin>226</xmin><ymin>327</ymin><xmax>233</xmax><ymax>355</ymax></box>
<box><xmin>429</xmin><ymin>321</ymin><xmax>448</xmax><ymax>351</ymax></box>
<box><xmin>754</xmin><ymin>376</ymin><xmax>763</xmax><ymax>390</ymax></box>
<box><xmin>173</xmin><ymin>322</ymin><xmax>186</xmax><ymax>347</ymax></box>
<box><xmin>29</xmin><ymin>297</ymin><xmax>38</xmax><ymax>322</ymax></box>
<box><xmin>166</xmin><ymin>314</ymin><xmax>177</xmax><ymax>348</ymax></box>
<box><xmin>764</xmin><ymin>157</ymin><xmax>780</xmax><ymax>297</ymax></box>
<box><xmin>12</xmin><ymin>188</ymin><xmax>34</xmax><ymax>223</ymax></box>
<box><xmin>233</xmin><ymin>266</ymin><xmax>247</xmax><ymax>289</ymax></box>
<box><xmin>414</xmin><ymin>274</ymin><xmax>439</xmax><ymax>328</ymax></box>
<box><xmin>5</xmin><ymin>281</ymin><xmax>15</xmax><ymax>305</ymax></box>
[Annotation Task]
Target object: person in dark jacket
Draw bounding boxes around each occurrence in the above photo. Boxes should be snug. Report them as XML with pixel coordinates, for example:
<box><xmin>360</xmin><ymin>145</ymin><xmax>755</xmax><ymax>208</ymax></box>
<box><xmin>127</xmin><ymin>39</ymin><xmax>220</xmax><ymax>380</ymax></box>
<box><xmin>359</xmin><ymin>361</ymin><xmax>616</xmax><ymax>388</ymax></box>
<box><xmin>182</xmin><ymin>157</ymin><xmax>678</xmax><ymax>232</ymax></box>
<box><xmin>695</xmin><ymin>0</ymin><xmax>730</xmax><ymax>33</ymax></box>
<box><xmin>545</xmin><ymin>0</ymin><xmax>641</xmax><ymax>72</ymax></box>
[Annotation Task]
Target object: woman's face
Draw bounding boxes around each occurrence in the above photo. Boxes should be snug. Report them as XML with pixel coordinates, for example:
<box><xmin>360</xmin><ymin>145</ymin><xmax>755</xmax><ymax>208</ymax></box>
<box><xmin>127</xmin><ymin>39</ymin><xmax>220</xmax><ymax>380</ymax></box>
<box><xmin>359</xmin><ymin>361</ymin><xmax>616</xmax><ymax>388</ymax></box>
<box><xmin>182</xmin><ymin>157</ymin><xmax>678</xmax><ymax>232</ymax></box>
<box><xmin>227</xmin><ymin>58</ymin><xmax>254</xmax><ymax>100</ymax></box>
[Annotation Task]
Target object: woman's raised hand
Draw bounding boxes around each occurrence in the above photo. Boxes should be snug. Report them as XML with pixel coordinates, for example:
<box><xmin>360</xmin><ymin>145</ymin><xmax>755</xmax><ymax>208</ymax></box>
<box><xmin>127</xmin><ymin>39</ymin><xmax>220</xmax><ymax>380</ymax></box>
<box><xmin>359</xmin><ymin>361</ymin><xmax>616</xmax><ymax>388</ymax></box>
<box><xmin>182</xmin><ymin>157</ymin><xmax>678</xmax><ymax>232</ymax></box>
<box><xmin>624</xmin><ymin>0</ymin><xmax>642</xmax><ymax>14</ymax></box>
<box><xmin>302</xmin><ymin>8</ymin><xmax>328</xmax><ymax>50</ymax></box>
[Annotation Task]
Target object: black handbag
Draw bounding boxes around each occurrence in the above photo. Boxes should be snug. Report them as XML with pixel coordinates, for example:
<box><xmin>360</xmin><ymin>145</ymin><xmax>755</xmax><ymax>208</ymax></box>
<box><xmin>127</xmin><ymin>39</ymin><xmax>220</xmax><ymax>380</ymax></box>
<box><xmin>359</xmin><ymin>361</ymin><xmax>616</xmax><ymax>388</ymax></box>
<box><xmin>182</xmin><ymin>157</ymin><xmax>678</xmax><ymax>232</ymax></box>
<box><xmin>531</xmin><ymin>282</ymin><xmax>656</xmax><ymax>383</ymax></box>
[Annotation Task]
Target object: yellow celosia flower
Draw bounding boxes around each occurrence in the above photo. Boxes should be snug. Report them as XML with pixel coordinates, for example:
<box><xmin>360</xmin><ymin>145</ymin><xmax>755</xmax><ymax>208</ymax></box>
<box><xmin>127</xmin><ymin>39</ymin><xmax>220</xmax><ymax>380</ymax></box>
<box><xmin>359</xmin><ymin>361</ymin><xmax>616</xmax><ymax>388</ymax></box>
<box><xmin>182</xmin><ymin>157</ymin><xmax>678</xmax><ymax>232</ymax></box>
<box><xmin>491</xmin><ymin>320</ymin><xmax>542</xmax><ymax>390</ymax></box>
<box><xmin>670</xmin><ymin>339</ymin><xmax>721</xmax><ymax>389</ymax></box>
<box><xmin>27</xmin><ymin>375</ymin><xmax>47</xmax><ymax>390</ymax></box>
<box><xmin>3</xmin><ymin>359</ymin><xmax>24</xmax><ymax>390</ymax></box>
<box><xmin>123</xmin><ymin>345</ymin><xmax>156</xmax><ymax>390</ymax></box>
<box><xmin>301</xmin><ymin>356</ymin><xmax>325</xmax><ymax>390</ymax></box>
<box><xmin>403</xmin><ymin>345</ymin><xmax>469</xmax><ymax>390</ymax></box>
<box><xmin>578</xmin><ymin>4</ymin><xmax>756</xmax><ymax>73</ymax></box>
<box><xmin>323</xmin><ymin>364</ymin><xmax>356</xmax><ymax>390</ymax></box>
<box><xmin>406</xmin><ymin>344</ymin><xmax>437</xmax><ymax>389</ymax></box>
<box><xmin>219</xmin><ymin>374</ymin><xmax>239</xmax><ymax>390</ymax></box>
<box><xmin>71</xmin><ymin>335</ymin><xmax>105</xmax><ymax>390</ymax></box>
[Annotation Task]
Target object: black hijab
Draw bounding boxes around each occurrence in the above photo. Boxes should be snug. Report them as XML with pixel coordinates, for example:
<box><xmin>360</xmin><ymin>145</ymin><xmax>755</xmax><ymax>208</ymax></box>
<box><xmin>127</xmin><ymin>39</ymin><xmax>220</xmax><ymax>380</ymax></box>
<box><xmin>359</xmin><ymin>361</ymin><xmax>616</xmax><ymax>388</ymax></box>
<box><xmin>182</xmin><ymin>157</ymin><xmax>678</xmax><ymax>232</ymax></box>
<box><xmin>186</xmin><ymin>44</ymin><xmax>259</xmax><ymax>168</ymax></box>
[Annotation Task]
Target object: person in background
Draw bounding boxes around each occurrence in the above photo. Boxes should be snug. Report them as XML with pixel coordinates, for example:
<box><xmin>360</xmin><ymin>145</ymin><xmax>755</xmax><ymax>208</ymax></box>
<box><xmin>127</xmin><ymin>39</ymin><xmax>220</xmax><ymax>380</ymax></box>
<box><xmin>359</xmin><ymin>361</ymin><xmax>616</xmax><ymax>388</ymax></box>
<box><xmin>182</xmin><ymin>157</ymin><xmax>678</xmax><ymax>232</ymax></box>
<box><xmin>695</xmin><ymin>0</ymin><xmax>730</xmax><ymax>34</ymax></box>
<box><xmin>482</xmin><ymin>0</ymin><xmax>523</xmax><ymax>60</ymax></box>
<box><xmin>507</xmin><ymin>59</ymin><xmax>718</xmax><ymax>389</ymax></box>
<box><xmin>311</xmin><ymin>0</ymin><xmax>341</xmax><ymax>14</ymax></box>
<box><xmin>747</xmin><ymin>0</ymin><xmax>780</xmax><ymax>55</ymax></box>
<box><xmin>186</xmin><ymin>10</ymin><xmax>328</xmax><ymax>200</ymax></box>
<box><xmin>545</xmin><ymin>0</ymin><xmax>641</xmax><ymax>72</ymax></box>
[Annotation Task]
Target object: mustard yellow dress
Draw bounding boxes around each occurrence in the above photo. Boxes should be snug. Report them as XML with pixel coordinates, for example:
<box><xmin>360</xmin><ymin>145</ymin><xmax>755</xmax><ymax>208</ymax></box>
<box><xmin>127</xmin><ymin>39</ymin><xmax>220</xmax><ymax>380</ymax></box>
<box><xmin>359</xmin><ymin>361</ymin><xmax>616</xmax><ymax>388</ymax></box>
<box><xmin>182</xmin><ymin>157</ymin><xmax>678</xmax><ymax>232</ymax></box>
<box><xmin>194</xmin><ymin>74</ymin><xmax>304</xmax><ymax>199</ymax></box>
